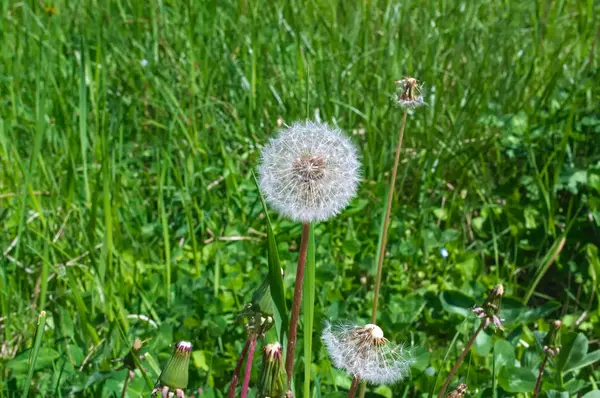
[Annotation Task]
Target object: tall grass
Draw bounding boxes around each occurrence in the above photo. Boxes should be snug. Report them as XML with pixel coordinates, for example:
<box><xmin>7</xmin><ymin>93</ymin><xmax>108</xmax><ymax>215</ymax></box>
<box><xmin>0</xmin><ymin>0</ymin><xmax>598</xmax><ymax>396</ymax></box>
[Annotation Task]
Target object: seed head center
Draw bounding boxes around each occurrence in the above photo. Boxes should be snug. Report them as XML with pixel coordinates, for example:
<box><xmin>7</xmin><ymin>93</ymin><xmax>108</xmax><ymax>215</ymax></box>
<box><xmin>293</xmin><ymin>154</ymin><xmax>326</xmax><ymax>182</ymax></box>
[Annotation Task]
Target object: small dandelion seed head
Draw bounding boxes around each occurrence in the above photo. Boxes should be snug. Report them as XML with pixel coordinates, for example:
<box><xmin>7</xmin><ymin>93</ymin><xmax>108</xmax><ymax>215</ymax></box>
<box><xmin>395</xmin><ymin>77</ymin><xmax>426</xmax><ymax>109</ymax></box>
<box><xmin>321</xmin><ymin>321</ymin><xmax>413</xmax><ymax>385</ymax></box>
<box><xmin>258</xmin><ymin>121</ymin><xmax>360</xmax><ymax>222</ymax></box>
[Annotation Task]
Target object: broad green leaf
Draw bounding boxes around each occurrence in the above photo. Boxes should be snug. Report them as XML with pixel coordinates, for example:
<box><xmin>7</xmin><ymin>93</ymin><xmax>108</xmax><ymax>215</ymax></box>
<box><xmin>545</xmin><ymin>391</ymin><xmax>569</xmax><ymax>398</ymax></box>
<box><xmin>557</xmin><ymin>333</ymin><xmax>587</xmax><ymax>373</ymax></box>
<box><xmin>474</xmin><ymin>329</ymin><xmax>493</xmax><ymax>356</ymax></box>
<box><xmin>498</xmin><ymin>366</ymin><xmax>537</xmax><ymax>393</ymax></box>
<box><xmin>493</xmin><ymin>340</ymin><xmax>516</xmax><ymax>375</ymax></box>
<box><xmin>582</xmin><ymin>391</ymin><xmax>600</xmax><ymax>398</ymax></box>
<box><xmin>439</xmin><ymin>290</ymin><xmax>475</xmax><ymax>318</ymax></box>
<box><xmin>564</xmin><ymin>349</ymin><xmax>600</xmax><ymax>374</ymax></box>
<box><xmin>7</xmin><ymin>347</ymin><xmax>59</xmax><ymax>373</ymax></box>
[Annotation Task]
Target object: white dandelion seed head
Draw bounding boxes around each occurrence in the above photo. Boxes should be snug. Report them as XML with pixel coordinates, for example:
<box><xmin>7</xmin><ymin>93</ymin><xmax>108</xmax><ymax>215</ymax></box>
<box><xmin>258</xmin><ymin>121</ymin><xmax>360</xmax><ymax>223</ymax></box>
<box><xmin>321</xmin><ymin>321</ymin><xmax>413</xmax><ymax>385</ymax></box>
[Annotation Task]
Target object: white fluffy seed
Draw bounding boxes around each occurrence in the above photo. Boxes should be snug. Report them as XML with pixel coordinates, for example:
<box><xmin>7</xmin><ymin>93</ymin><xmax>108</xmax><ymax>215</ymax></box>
<box><xmin>258</xmin><ymin>121</ymin><xmax>360</xmax><ymax>223</ymax></box>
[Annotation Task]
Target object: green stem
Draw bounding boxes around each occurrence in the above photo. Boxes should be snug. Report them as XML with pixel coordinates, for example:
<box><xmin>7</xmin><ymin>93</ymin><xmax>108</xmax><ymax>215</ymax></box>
<box><xmin>303</xmin><ymin>225</ymin><xmax>316</xmax><ymax>398</ymax></box>
<box><xmin>23</xmin><ymin>311</ymin><xmax>47</xmax><ymax>398</ymax></box>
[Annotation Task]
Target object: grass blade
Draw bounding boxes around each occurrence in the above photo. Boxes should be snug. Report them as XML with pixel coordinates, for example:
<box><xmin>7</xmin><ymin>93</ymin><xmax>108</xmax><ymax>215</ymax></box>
<box><xmin>22</xmin><ymin>311</ymin><xmax>47</xmax><ymax>398</ymax></box>
<box><xmin>251</xmin><ymin>171</ymin><xmax>288</xmax><ymax>343</ymax></box>
<box><xmin>303</xmin><ymin>225</ymin><xmax>316</xmax><ymax>398</ymax></box>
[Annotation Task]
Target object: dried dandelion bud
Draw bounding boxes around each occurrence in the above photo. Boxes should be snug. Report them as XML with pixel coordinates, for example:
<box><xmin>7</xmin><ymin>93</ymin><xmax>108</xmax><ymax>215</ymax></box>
<box><xmin>322</xmin><ymin>322</ymin><xmax>413</xmax><ymax>385</ymax></box>
<box><xmin>152</xmin><ymin>341</ymin><xmax>192</xmax><ymax>398</ymax></box>
<box><xmin>395</xmin><ymin>77</ymin><xmax>425</xmax><ymax>109</ymax></box>
<box><xmin>472</xmin><ymin>284</ymin><xmax>504</xmax><ymax>330</ymax></box>
<box><xmin>258</xmin><ymin>121</ymin><xmax>360</xmax><ymax>223</ymax></box>
<box><xmin>257</xmin><ymin>342</ymin><xmax>286</xmax><ymax>398</ymax></box>
<box><xmin>238</xmin><ymin>275</ymin><xmax>276</xmax><ymax>337</ymax></box>
<box><xmin>447</xmin><ymin>383</ymin><xmax>467</xmax><ymax>398</ymax></box>
<box><xmin>543</xmin><ymin>320</ymin><xmax>562</xmax><ymax>357</ymax></box>
<box><xmin>122</xmin><ymin>338</ymin><xmax>144</xmax><ymax>381</ymax></box>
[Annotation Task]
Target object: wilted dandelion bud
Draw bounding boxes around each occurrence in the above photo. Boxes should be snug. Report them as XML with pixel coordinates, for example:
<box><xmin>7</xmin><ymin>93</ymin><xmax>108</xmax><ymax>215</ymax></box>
<box><xmin>257</xmin><ymin>342</ymin><xmax>286</xmax><ymax>398</ymax></box>
<box><xmin>472</xmin><ymin>284</ymin><xmax>504</xmax><ymax>330</ymax></box>
<box><xmin>122</xmin><ymin>338</ymin><xmax>144</xmax><ymax>381</ymax></box>
<box><xmin>322</xmin><ymin>322</ymin><xmax>413</xmax><ymax>385</ymax></box>
<box><xmin>152</xmin><ymin>341</ymin><xmax>192</xmax><ymax>398</ymax></box>
<box><xmin>259</xmin><ymin>121</ymin><xmax>360</xmax><ymax>223</ymax></box>
<box><xmin>447</xmin><ymin>383</ymin><xmax>467</xmax><ymax>398</ymax></box>
<box><xmin>238</xmin><ymin>275</ymin><xmax>276</xmax><ymax>337</ymax></box>
<box><xmin>395</xmin><ymin>77</ymin><xmax>425</xmax><ymax>109</ymax></box>
<box><xmin>543</xmin><ymin>320</ymin><xmax>562</xmax><ymax>357</ymax></box>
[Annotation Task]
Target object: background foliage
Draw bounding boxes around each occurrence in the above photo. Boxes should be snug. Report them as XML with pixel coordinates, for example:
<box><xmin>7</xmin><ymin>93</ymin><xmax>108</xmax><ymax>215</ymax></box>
<box><xmin>1</xmin><ymin>0</ymin><xmax>599</xmax><ymax>396</ymax></box>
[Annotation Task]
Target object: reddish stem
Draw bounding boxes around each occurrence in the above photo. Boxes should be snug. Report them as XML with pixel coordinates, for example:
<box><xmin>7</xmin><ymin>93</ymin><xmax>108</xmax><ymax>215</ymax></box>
<box><xmin>348</xmin><ymin>376</ymin><xmax>360</xmax><ymax>398</ymax></box>
<box><xmin>284</xmin><ymin>222</ymin><xmax>311</xmax><ymax>385</ymax></box>
<box><xmin>533</xmin><ymin>356</ymin><xmax>548</xmax><ymax>398</ymax></box>
<box><xmin>438</xmin><ymin>321</ymin><xmax>485</xmax><ymax>398</ymax></box>
<box><xmin>229</xmin><ymin>338</ymin><xmax>252</xmax><ymax>398</ymax></box>
<box><xmin>370</xmin><ymin>109</ymin><xmax>408</xmax><ymax>324</ymax></box>
<box><xmin>241</xmin><ymin>337</ymin><xmax>257</xmax><ymax>398</ymax></box>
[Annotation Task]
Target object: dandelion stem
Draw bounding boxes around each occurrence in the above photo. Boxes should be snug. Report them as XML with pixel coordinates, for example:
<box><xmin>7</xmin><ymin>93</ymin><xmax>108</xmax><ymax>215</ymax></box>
<box><xmin>533</xmin><ymin>356</ymin><xmax>548</xmax><ymax>398</ymax></box>
<box><xmin>285</xmin><ymin>222</ymin><xmax>311</xmax><ymax>386</ymax></box>
<box><xmin>241</xmin><ymin>336</ymin><xmax>258</xmax><ymax>398</ymax></box>
<box><xmin>120</xmin><ymin>371</ymin><xmax>130</xmax><ymax>398</ymax></box>
<box><xmin>438</xmin><ymin>321</ymin><xmax>485</xmax><ymax>398</ymax></box>
<box><xmin>370</xmin><ymin>109</ymin><xmax>408</xmax><ymax>324</ymax></box>
<box><xmin>358</xmin><ymin>110</ymin><xmax>409</xmax><ymax>398</ymax></box>
<box><xmin>229</xmin><ymin>338</ymin><xmax>252</xmax><ymax>398</ymax></box>
<box><xmin>348</xmin><ymin>376</ymin><xmax>360</xmax><ymax>398</ymax></box>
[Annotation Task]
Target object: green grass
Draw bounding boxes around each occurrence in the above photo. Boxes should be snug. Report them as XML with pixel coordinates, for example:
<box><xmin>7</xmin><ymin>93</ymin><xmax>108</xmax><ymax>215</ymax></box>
<box><xmin>1</xmin><ymin>0</ymin><xmax>599</xmax><ymax>396</ymax></box>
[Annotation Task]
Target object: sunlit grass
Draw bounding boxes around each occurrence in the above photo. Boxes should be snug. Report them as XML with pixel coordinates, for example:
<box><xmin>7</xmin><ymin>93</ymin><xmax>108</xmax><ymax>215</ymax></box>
<box><xmin>0</xmin><ymin>0</ymin><xmax>598</xmax><ymax>396</ymax></box>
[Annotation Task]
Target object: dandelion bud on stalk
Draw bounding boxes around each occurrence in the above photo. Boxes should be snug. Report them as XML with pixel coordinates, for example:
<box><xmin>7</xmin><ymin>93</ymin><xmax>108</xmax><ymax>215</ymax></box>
<box><xmin>534</xmin><ymin>320</ymin><xmax>563</xmax><ymax>397</ymax></box>
<box><xmin>152</xmin><ymin>341</ymin><xmax>192</xmax><ymax>398</ymax></box>
<box><xmin>322</xmin><ymin>322</ymin><xmax>413</xmax><ymax>388</ymax></box>
<box><xmin>257</xmin><ymin>342</ymin><xmax>286</xmax><ymax>398</ymax></box>
<box><xmin>472</xmin><ymin>284</ymin><xmax>505</xmax><ymax>330</ymax></box>
<box><xmin>543</xmin><ymin>320</ymin><xmax>562</xmax><ymax>357</ymax></box>
<box><xmin>438</xmin><ymin>285</ymin><xmax>505</xmax><ymax>398</ymax></box>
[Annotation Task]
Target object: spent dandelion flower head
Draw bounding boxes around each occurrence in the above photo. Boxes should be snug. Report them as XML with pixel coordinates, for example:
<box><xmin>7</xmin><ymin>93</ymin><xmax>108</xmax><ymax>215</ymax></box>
<box><xmin>258</xmin><ymin>120</ymin><xmax>360</xmax><ymax>223</ymax></box>
<box><xmin>395</xmin><ymin>77</ymin><xmax>425</xmax><ymax>109</ymax></box>
<box><xmin>321</xmin><ymin>322</ymin><xmax>413</xmax><ymax>385</ymax></box>
<box><xmin>472</xmin><ymin>284</ymin><xmax>505</xmax><ymax>330</ymax></box>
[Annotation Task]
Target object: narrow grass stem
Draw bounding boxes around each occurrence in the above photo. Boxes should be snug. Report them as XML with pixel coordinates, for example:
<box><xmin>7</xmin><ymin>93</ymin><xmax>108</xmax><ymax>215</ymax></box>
<box><xmin>229</xmin><ymin>338</ymin><xmax>252</xmax><ymax>398</ymax></box>
<box><xmin>348</xmin><ymin>376</ymin><xmax>360</xmax><ymax>398</ymax></box>
<box><xmin>533</xmin><ymin>356</ymin><xmax>548</xmax><ymax>398</ymax></box>
<box><xmin>438</xmin><ymin>321</ymin><xmax>485</xmax><ymax>398</ymax></box>
<box><xmin>120</xmin><ymin>371</ymin><xmax>130</xmax><ymax>398</ymax></box>
<box><xmin>285</xmin><ymin>222</ymin><xmax>311</xmax><ymax>386</ymax></box>
<box><xmin>23</xmin><ymin>311</ymin><xmax>47</xmax><ymax>398</ymax></box>
<box><xmin>370</xmin><ymin>109</ymin><xmax>408</xmax><ymax>324</ymax></box>
<box><xmin>241</xmin><ymin>337</ymin><xmax>258</xmax><ymax>398</ymax></box>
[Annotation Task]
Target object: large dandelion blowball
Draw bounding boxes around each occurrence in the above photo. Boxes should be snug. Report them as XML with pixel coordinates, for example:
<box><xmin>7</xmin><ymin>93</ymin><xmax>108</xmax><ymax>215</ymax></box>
<box><xmin>322</xmin><ymin>322</ymin><xmax>413</xmax><ymax>385</ymax></box>
<box><xmin>259</xmin><ymin>121</ymin><xmax>360</xmax><ymax>223</ymax></box>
